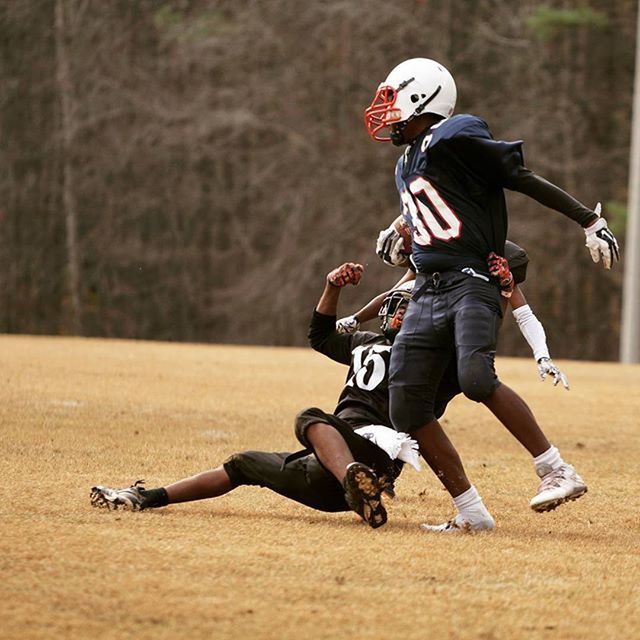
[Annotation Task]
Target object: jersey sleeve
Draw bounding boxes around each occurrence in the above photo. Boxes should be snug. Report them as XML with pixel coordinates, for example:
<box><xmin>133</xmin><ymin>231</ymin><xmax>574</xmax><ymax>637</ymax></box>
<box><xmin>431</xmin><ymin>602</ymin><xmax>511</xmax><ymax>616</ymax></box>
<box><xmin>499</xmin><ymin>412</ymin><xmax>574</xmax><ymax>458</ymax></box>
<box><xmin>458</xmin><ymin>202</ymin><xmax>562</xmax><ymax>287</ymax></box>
<box><xmin>308</xmin><ymin>310</ymin><xmax>354</xmax><ymax>365</ymax></box>
<box><xmin>504</xmin><ymin>167</ymin><xmax>598</xmax><ymax>227</ymax></box>
<box><xmin>447</xmin><ymin>134</ymin><xmax>525</xmax><ymax>187</ymax></box>
<box><xmin>447</xmin><ymin>124</ymin><xmax>598</xmax><ymax>227</ymax></box>
<box><xmin>428</xmin><ymin>116</ymin><xmax>525</xmax><ymax>187</ymax></box>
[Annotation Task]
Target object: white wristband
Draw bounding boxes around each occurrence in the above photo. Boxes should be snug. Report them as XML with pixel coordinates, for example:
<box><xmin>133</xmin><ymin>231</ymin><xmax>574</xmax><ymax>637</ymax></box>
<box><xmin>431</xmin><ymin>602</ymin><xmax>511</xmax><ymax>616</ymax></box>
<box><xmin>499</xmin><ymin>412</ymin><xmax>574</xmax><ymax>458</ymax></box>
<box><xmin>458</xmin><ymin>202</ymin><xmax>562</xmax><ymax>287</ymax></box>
<box><xmin>512</xmin><ymin>304</ymin><xmax>550</xmax><ymax>362</ymax></box>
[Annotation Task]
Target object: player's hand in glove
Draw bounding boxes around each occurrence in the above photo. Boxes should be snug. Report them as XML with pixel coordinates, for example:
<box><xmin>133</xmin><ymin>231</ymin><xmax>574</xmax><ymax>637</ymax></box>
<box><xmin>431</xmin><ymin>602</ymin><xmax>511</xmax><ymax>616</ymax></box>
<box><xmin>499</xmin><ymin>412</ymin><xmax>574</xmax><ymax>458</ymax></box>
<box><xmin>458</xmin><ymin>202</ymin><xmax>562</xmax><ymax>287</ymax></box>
<box><xmin>537</xmin><ymin>357</ymin><xmax>569</xmax><ymax>390</ymax></box>
<box><xmin>487</xmin><ymin>252</ymin><xmax>515</xmax><ymax>297</ymax></box>
<box><xmin>584</xmin><ymin>202</ymin><xmax>620</xmax><ymax>269</ymax></box>
<box><xmin>336</xmin><ymin>315</ymin><xmax>360</xmax><ymax>334</ymax></box>
<box><xmin>327</xmin><ymin>262</ymin><xmax>363</xmax><ymax>287</ymax></box>
<box><xmin>376</xmin><ymin>220</ymin><xmax>410</xmax><ymax>267</ymax></box>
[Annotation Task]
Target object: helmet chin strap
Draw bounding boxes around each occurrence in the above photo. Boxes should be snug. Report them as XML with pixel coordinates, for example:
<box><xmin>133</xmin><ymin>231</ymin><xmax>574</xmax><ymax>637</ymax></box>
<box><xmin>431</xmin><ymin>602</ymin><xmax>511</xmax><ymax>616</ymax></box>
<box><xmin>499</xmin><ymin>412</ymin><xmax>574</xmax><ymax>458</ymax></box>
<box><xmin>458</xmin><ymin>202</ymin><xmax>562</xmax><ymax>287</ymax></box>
<box><xmin>390</xmin><ymin>120</ymin><xmax>410</xmax><ymax>146</ymax></box>
<box><xmin>391</xmin><ymin>112</ymin><xmax>443</xmax><ymax>146</ymax></box>
<box><xmin>390</xmin><ymin>114</ymin><xmax>424</xmax><ymax>146</ymax></box>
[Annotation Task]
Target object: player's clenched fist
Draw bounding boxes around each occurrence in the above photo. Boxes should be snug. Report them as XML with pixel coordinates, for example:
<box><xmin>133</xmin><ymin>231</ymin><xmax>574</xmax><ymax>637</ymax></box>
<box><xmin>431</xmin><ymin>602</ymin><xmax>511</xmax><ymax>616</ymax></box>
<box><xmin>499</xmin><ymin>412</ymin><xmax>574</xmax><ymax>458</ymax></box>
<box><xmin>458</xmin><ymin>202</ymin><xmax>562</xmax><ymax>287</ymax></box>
<box><xmin>327</xmin><ymin>262</ymin><xmax>364</xmax><ymax>287</ymax></box>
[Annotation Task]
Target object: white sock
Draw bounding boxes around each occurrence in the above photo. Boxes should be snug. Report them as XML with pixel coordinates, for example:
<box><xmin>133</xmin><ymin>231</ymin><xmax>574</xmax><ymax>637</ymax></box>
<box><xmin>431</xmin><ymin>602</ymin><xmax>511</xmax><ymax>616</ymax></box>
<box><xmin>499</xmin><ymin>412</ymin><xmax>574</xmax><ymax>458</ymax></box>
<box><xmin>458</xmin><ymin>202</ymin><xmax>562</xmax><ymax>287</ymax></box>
<box><xmin>533</xmin><ymin>445</ymin><xmax>564</xmax><ymax>476</ymax></box>
<box><xmin>453</xmin><ymin>485</ymin><xmax>491</xmax><ymax>521</ymax></box>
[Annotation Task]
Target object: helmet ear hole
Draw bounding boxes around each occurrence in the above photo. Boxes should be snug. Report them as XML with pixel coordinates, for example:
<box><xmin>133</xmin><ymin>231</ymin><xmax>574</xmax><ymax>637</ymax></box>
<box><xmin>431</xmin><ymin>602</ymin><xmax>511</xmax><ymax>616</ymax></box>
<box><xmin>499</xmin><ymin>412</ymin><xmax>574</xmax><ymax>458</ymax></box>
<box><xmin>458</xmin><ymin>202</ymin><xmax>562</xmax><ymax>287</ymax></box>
<box><xmin>410</xmin><ymin>94</ymin><xmax>420</xmax><ymax>103</ymax></box>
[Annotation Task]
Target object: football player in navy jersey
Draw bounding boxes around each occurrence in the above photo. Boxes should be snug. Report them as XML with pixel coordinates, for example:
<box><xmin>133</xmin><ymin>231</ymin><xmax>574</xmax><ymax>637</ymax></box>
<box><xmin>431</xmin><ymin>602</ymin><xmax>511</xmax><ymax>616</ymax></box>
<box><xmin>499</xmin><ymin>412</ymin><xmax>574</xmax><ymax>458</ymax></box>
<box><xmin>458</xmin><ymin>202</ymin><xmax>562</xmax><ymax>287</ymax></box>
<box><xmin>339</xmin><ymin>241</ymin><xmax>572</xmax><ymax>530</ymax></box>
<box><xmin>363</xmin><ymin>58</ymin><xmax>618</xmax><ymax>529</ymax></box>
<box><xmin>340</xmin><ymin>240</ymin><xmax>568</xmax><ymax>390</ymax></box>
<box><xmin>90</xmin><ymin>263</ymin><xmax>421</xmax><ymax>529</ymax></box>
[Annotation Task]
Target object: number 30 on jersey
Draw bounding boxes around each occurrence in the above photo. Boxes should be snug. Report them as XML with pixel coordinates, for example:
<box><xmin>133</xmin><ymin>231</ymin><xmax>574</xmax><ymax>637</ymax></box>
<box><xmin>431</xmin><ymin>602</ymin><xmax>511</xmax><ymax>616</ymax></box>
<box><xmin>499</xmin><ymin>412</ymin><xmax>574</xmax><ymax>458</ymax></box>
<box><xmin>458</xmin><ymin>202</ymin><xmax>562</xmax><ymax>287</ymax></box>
<box><xmin>400</xmin><ymin>177</ymin><xmax>462</xmax><ymax>246</ymax></box>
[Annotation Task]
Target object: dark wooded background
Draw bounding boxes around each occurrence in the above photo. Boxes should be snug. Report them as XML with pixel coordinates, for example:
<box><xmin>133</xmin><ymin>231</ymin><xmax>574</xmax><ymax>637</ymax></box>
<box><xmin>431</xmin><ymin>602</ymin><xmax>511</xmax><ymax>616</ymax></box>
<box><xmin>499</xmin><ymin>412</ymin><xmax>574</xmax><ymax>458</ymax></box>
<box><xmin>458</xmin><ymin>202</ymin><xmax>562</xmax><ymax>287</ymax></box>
<box><xmin>0</xmin><ymin>1</ymin><xmax>632</xmax><ymax>359</ymax></box>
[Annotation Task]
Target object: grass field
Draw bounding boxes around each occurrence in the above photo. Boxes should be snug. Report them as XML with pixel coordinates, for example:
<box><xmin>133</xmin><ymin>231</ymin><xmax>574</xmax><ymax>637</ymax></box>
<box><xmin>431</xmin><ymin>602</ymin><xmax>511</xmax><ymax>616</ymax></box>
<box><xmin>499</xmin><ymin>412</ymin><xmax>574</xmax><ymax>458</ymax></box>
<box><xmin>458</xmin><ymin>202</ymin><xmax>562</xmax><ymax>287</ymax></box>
<box><xmin>1</xmin><ymin>334</ymin><xmax>639</xmax><ymax>640</ymax></box>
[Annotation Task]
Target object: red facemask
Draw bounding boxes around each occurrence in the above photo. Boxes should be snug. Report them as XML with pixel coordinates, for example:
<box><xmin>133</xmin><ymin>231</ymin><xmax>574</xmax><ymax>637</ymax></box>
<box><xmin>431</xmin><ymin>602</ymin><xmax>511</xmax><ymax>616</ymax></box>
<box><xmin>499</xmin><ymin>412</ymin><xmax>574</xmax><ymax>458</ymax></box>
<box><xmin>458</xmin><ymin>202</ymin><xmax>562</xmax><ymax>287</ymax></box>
<box><xmin>364</xmin><ymin>85</ymin><xmax>402</xmax><ymax>142</ymax></box>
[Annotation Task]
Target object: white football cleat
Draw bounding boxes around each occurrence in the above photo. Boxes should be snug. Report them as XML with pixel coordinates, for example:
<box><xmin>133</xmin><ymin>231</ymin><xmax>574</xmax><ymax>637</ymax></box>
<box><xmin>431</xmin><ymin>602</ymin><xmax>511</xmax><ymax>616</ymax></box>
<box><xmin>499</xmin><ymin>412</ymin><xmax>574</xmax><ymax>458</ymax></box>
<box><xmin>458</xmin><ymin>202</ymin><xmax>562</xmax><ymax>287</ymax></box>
<box><xmin>530</xmin><ymin>464</ymin><xmax>587</xmax><ymax>513</ymax></box>
<box><xmin>420</xmin><ymin>511</ymin><xmax>495</xmax><ymax>534</ymax></box>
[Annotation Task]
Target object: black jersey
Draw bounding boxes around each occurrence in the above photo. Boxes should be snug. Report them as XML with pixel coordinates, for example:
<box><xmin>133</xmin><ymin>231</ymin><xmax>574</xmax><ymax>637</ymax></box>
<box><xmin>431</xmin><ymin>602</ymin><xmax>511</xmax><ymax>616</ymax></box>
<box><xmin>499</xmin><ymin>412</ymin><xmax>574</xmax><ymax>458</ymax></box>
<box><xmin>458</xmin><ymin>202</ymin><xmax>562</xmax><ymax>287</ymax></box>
<box><xmin>396</xmin><ymin>114</ymin><xmax>597</xmax><ymax>275</ymax></box>
<box><xmin>396</xmin><ymin>114</ymin><xmax>522</xmax><ymax>274</ymax></box>
<box><xmin>308</xmin><ymin>311</ymin><xmax>391</xmax><ymax>428</ymax></box>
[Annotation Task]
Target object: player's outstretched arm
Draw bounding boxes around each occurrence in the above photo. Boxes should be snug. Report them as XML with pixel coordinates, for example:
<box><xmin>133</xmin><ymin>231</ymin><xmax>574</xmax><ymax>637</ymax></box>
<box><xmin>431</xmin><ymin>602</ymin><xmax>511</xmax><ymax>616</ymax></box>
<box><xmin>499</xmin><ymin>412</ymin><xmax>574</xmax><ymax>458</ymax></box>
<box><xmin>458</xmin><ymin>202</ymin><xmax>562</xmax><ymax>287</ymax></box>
<box><xmin>487</xmin><ymin>250</ymin><xmax>568</xmax><ymax>389</ymax></box>
<box><xmin>336</xmin><ymin>269</ymin><xmax>415</xmax><ymax>333</ymax></box>
<box><xmin>506</xmin><ymin>167</ymin><xmax>620</xmax><ymax>269</ymax></box>
<box><xmin>509</xmin><ymin>287</ymin><xmax>569</xmax><ymax>390</ymax></box>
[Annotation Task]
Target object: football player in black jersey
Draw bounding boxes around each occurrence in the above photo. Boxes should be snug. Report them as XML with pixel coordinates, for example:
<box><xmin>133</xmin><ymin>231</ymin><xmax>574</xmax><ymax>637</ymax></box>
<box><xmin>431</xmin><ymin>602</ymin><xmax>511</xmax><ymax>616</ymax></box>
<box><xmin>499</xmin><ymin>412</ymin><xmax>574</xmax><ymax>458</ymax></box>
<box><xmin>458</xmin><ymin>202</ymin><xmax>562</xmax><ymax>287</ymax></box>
<box><xmin>363</xmin><ymin>58</ymin><xmax>618</xmax><ymax>528</ymax></box>
<box><xmin>90</xmin><ymin>263</ymin><xmax>421</xmax><ymax>529</ymax></box>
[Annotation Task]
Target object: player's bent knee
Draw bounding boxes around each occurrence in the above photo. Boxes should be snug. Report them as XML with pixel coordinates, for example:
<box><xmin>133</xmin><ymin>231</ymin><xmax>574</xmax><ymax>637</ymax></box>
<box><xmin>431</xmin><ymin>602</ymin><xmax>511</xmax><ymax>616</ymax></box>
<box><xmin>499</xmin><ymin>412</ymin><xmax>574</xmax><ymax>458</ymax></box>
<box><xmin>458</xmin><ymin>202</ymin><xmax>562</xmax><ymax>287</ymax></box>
<box><xmin>458</xmin><ymin>357</ymin><xmax>498</xmax><ymax>402</ymax></box>
<box><xmin>294</xmin><ymin>407</ymin><xmax>332</xmax><ymax>448</ymax></box>
<box><xmin>390</xmin><ymin>387</ymin><xmax>434</xmax><ymax>433</ymax></box>
<box><xmin>222</xmin><ymin>451</ymin><xmax>269</xmax><ymax>488</ymax></box>
<box><xmin>222</xmin><ymin>452</ymin><xmax>251</xmax><ymax>487</ymax></box>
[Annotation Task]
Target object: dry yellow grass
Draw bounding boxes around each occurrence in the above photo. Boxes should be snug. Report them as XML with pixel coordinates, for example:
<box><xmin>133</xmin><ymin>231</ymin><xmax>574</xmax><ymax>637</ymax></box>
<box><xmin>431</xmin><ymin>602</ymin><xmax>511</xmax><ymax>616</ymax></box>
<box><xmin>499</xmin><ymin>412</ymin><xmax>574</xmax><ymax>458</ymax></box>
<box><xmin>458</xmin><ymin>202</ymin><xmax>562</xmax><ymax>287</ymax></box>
<box><xmin>1</xmin><ymin>334</ymin><xmax>639</xmax><ymax>640</ymax></box>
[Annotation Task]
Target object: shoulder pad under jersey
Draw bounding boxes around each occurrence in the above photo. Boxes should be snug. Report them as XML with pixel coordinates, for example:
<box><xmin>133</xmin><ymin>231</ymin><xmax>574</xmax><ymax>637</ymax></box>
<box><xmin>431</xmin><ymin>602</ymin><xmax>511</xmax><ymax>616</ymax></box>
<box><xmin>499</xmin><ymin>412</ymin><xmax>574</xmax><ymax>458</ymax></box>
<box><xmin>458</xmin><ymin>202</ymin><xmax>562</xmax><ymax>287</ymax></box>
<box><xmin>505</xmin><ymin>240</ymin><xmax>529</xmax><ymax>284</ymax></box>
<box><xmin>429</xmin><ymin>114</ymin><xmax>492</xmax><ymax>147</ymax></box>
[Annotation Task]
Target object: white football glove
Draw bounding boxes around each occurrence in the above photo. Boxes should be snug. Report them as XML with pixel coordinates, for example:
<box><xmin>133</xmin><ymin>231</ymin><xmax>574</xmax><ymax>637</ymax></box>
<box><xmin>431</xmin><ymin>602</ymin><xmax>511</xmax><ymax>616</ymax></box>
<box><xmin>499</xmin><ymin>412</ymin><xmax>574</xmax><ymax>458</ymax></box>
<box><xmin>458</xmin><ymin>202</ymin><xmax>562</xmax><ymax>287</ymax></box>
<box><xmin>336</xmin><ymin>315</ymin><xmax>360</xmax><ymax>334</ymax></box>
<box><xmin>537</xmin><ymin>357</ymin><xmax>569</xmax><ymax>390</ymax></box>
<box><xmin>584</xmin><ymin>203</ymin><xmax>620</xmax><ymax>269</ymax></box>
<box><xmin>376</xmin><ymin>225</ymin><xmax>407</xmax><ymax>267</ymax></box>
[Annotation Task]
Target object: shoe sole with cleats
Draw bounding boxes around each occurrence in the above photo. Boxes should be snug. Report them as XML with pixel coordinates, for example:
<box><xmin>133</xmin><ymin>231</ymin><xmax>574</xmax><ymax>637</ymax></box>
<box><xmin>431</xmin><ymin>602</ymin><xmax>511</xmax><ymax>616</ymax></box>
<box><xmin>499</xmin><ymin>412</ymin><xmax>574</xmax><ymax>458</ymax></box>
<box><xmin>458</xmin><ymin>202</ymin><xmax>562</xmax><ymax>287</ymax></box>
<box><xmin>531</xmin><ymin>486</ymin><xmax>588</xmax><ymax>513</ymax></box>
<box><xmin>344</xmin><ymin>463</ymin><xmax>387</xmax><ymax>529</ymax></box>
<box><xmin>420</xmin><ymin>516</ymin><xmax>495</xmax><ymax>534</ymax></box>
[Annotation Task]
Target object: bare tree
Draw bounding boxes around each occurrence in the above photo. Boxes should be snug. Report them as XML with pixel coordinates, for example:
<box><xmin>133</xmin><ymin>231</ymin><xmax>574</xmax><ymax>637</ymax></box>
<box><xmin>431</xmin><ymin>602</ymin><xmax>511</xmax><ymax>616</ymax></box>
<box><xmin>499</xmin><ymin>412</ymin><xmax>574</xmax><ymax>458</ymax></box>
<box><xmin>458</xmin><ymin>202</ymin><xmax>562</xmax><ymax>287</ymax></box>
<box><xmin>54</xmin><ymin>0</ymin><xmax>83</xmax><ymax>334</ymax></box>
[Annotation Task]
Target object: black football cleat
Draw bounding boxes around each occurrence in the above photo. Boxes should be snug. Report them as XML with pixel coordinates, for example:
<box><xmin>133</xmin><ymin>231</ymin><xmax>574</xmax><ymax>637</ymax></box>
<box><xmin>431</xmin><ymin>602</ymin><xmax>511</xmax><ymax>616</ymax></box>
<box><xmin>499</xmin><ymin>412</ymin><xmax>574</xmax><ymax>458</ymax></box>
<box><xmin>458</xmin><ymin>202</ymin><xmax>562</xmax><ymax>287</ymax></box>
<box><xmin>343</xmin><ymin>462</ymin><xmax>387</xmax><ymax>529</ymax></box>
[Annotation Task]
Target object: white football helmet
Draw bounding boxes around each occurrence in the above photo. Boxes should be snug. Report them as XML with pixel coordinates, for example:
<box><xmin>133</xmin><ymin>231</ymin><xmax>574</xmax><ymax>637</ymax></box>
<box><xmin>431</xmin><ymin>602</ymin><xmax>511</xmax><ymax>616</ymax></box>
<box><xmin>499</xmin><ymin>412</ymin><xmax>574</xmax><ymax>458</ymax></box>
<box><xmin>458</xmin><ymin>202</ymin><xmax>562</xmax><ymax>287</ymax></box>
<box><xmin>364</xmin><ymin>58</ymin><xmax>457</xmax><ymax>143</ymax></box>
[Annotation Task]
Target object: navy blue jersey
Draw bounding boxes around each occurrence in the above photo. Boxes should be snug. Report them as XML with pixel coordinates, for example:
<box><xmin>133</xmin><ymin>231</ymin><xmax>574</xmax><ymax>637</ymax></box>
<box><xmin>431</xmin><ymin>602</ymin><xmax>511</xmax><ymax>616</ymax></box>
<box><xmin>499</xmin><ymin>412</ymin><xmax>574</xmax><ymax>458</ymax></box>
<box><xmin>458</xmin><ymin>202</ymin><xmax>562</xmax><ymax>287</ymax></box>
<box><xmin>395</xmin><ymin>114</ymin><xmax>524</xmax><ymax>274</ymax></box>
